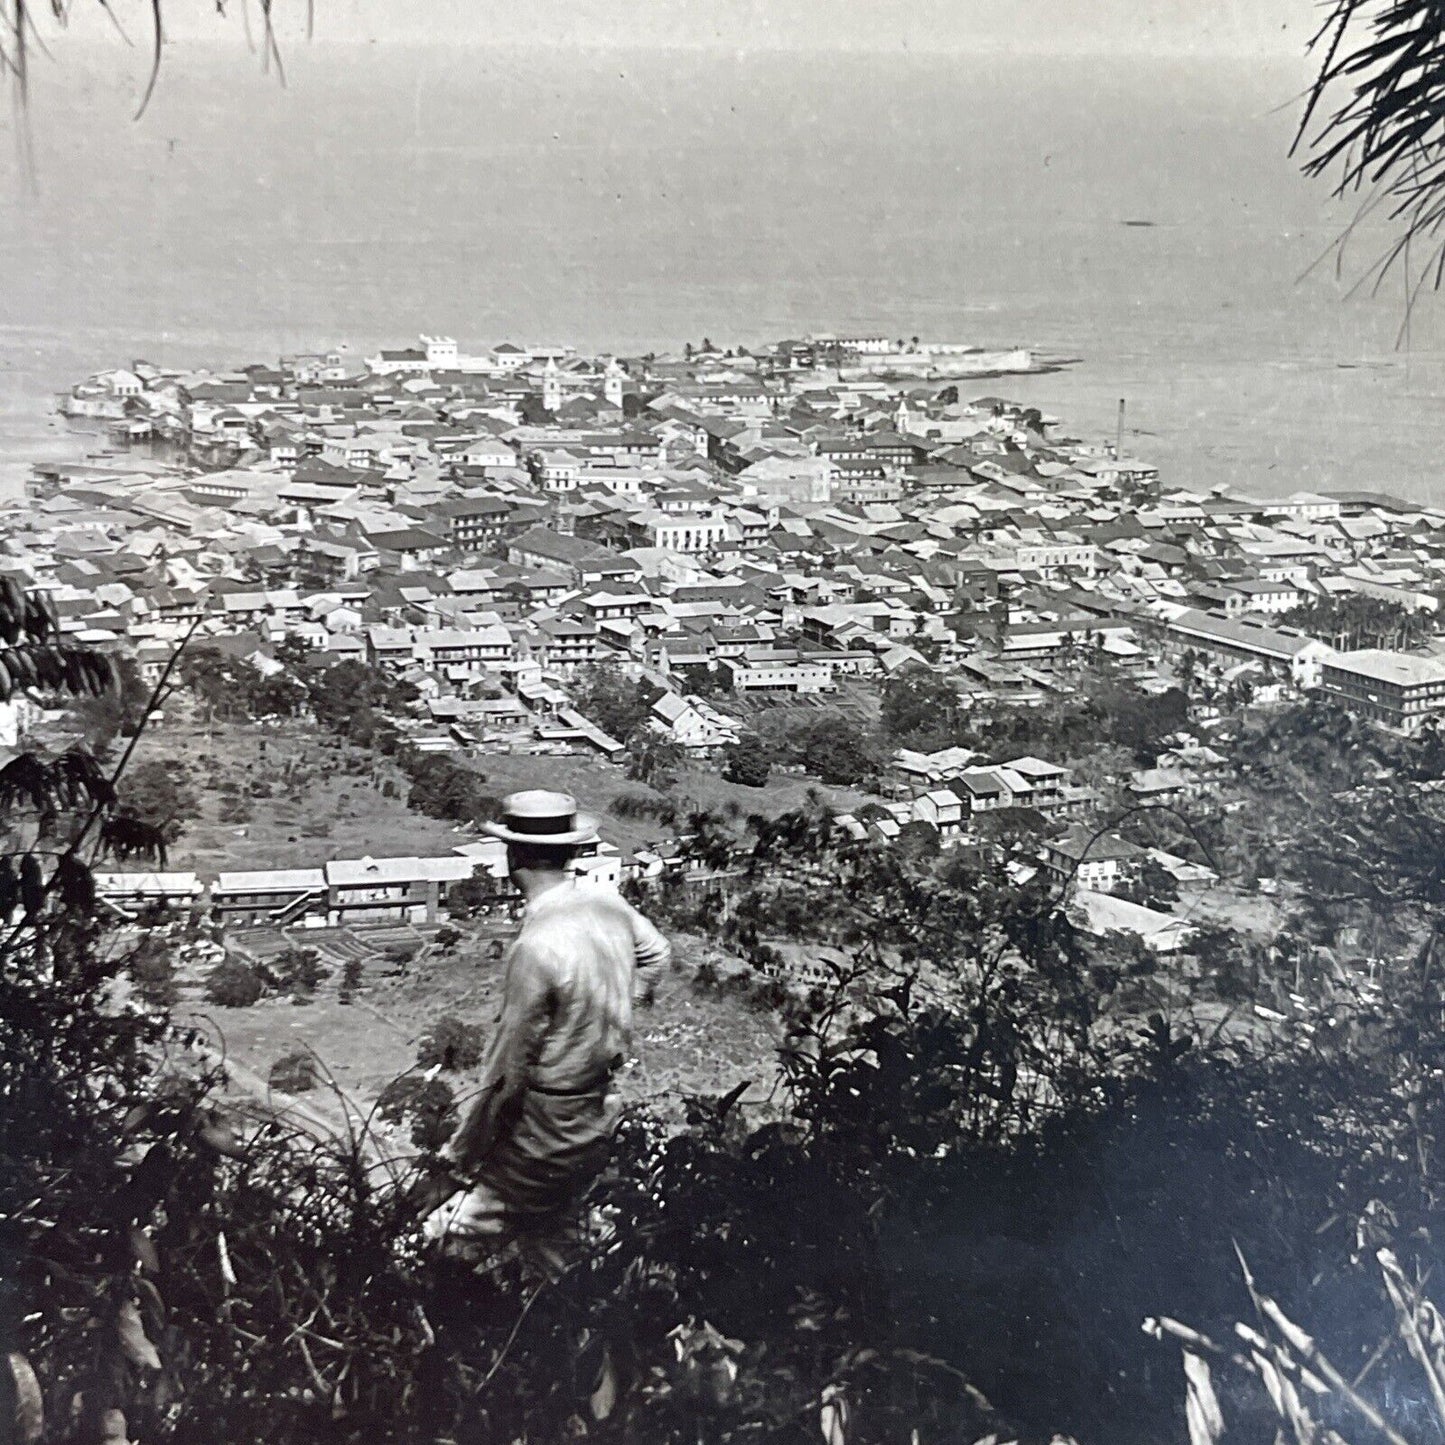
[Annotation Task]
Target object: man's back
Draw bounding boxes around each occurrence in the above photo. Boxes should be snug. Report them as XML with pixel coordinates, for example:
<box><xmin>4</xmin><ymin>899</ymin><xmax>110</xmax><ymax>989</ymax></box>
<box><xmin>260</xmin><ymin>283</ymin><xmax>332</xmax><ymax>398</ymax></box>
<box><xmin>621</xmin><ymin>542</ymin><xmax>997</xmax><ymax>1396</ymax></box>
<box><xmin>509</xmin><ymin>884</ymin><xmax>670</xmax><ymax>1093</ymax></box>
<box><xmin>479</xmin><ymin>878</ymin><xmax>670</xmax><ymax>1092</ymax></box>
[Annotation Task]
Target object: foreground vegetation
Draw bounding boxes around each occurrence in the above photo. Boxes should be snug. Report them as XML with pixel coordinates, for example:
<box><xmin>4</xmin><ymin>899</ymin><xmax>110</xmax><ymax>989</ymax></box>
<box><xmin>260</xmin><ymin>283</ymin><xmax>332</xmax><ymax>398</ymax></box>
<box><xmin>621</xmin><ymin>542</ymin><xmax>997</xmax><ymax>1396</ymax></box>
<box><xmin>11</xmin><ymin>600</ymin><xmax>1445</xmax><ymax>1443</ymax></box>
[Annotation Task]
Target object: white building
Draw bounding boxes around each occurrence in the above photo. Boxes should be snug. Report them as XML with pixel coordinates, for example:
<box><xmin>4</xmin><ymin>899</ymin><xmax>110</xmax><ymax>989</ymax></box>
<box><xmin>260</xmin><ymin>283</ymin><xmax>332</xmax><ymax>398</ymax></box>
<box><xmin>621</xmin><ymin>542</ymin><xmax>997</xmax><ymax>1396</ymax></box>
<box><xmin>650</xmin><ymin>691</ymin><xmax>739</xmax><ymax>750</ymax></box>
<box><xmin>718</xmin><ymin>653</ymin><xmax>832</xmax><ymax>694</ymax></box>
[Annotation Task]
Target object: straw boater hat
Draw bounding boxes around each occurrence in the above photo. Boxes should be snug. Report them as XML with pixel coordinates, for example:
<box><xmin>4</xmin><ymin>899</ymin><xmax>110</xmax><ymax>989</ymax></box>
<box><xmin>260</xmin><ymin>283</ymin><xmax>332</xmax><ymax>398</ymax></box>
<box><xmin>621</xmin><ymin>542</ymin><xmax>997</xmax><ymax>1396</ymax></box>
<box><xmin>483</xmin><ymin>790</ymin><xmax>599</xmax><ymax>847</ymax></box>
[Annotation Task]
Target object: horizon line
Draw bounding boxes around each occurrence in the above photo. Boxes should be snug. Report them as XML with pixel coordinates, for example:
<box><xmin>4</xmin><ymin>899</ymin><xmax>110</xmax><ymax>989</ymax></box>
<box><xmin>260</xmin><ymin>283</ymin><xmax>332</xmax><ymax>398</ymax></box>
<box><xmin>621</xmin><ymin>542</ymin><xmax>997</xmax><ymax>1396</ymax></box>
<box><xmin>43</xmin><ymin>34</ymin><xmax>1312</xmax><ymax>61</ymax></box>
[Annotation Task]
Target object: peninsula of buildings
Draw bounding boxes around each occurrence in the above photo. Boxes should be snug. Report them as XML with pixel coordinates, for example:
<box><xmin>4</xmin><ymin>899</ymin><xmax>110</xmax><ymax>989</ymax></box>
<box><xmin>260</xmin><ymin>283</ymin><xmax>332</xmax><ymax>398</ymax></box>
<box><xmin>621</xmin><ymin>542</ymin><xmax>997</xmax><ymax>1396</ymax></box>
<box><xmin>26</xmin><ymin>330</ymin><xmax>1445</xmax><ymax>947</ymax></box>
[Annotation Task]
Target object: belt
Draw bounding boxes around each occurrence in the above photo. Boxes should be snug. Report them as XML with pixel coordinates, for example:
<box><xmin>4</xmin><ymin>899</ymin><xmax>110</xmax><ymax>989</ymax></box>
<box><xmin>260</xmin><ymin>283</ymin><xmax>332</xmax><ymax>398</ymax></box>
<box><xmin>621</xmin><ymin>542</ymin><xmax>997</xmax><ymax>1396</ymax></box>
<box><xmin>529</xmin><ymin>1055</ymin><xmax>623</xmax><ymax>1099</ymax></box>
<box><xmin>529</xmin><ymin>1080</ymin><xmax>610</xmax><ymax>1099</ymax></box>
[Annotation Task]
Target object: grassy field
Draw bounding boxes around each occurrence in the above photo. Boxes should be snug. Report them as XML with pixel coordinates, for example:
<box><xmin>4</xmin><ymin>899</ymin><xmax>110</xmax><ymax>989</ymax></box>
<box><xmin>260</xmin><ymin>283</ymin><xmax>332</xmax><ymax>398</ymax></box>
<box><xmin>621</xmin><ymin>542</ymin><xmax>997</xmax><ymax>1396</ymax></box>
<box><xmin>131</xmin><ymin>720</ymin><xmax>469</xmax><ymax>875</ymax></box>
<box><xmin>135</xmin><ymin>717</ymin><xmax>881</xmax><ymax>875</ymax></box>
<box><xmin>133</xmin><ymin>712</ymin><xmax>846</xmax><ymax>1153</ymax></box>
<box><xmin>181</xmin><ymin>921</ymin><xmax>780</xmax><ymax>1142</ymax></box>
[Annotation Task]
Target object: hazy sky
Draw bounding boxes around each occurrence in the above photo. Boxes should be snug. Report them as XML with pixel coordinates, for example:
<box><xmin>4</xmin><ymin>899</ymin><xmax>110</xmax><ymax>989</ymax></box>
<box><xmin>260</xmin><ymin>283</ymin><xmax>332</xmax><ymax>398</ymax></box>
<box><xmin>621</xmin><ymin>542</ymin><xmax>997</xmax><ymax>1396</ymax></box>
<box><xmin>55</xmin><ymin>0</ymin><xmax>1312</xmax><ymax>58</ymax></box>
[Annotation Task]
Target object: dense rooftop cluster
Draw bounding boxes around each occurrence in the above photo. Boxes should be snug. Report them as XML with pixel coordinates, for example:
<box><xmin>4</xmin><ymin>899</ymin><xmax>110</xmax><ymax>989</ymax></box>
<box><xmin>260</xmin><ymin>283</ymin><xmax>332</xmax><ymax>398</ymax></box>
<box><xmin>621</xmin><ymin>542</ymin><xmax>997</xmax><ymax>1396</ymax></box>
<box><xmin>18</xmin><ymin>332</ymin><xmax>1445</xmax><ymax>927</ymax></box>
<box><xmin>37</xmin><ymin>333</ymin><xmax>1445</xmax><ymax>728</ymax></box>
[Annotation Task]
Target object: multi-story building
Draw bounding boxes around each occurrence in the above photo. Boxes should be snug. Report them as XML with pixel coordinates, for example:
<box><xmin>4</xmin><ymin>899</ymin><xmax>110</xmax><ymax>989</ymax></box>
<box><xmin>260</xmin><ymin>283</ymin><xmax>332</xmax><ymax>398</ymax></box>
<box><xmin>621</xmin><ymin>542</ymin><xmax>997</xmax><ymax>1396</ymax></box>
<box><xmin>1040</xmin><ymin>828</ymin><xmax>1143</xmax><ymax>894</ymax></box>
<box><xmin>324</xmin><ymin>855</ymin><xmax>475</xmax><ymax>926</ymax></box>
<box><xmin>432</xmin><ymin>496</ymin><xmax>513</xmax><ymax>549</ymax></box>
<box><xmin>414</xmin><ymin>626</ymin><xmax>514</xmax><ymax>668</ymax></box>
<box><xmin>211</xmin><ymin>868</ymin><xmax>328</xmax><ymax>927</ymax></box>
<box><xmin>631</xmin><ymin>509</ymin><xmax>730</xmax><ymax>554</ymax></box>
<box><xmin>531</xmin><ymin>619</ymin><xmax>603</xmax><ymax>669</ymax></box>
<box><xmin>815</xmin><ymin>432</ymin><xmax>923</xmax><ymax>466</ymax></box>
<box><xmin>1319</xmin><ymin>649</ymin><xmax>1445</xmax><ymax>733</ymax></box>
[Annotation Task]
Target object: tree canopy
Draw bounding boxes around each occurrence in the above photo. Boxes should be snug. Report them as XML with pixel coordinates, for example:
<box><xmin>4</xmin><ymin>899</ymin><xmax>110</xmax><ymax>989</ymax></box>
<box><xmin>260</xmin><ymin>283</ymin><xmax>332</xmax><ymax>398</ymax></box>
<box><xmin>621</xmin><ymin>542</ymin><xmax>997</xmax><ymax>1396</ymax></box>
<box><xmin>573</xmin><ymin>663</ymin><xmax>663</xmax><ymax>743</ymax></box>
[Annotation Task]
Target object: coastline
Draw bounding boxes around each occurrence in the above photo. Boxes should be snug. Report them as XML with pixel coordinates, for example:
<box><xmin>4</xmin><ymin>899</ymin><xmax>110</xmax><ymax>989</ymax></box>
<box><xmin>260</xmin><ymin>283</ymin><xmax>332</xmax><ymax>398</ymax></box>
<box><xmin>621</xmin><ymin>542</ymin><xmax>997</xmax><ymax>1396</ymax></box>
<box><xmin>0</xmin><ymin>409</ymin><xmax>94</xmax><ymax>504</ymax></box>
<box><xmin>11</xmin><ymin>334</ymin><xmax>1445</xmax><ymax>510</ymax></box>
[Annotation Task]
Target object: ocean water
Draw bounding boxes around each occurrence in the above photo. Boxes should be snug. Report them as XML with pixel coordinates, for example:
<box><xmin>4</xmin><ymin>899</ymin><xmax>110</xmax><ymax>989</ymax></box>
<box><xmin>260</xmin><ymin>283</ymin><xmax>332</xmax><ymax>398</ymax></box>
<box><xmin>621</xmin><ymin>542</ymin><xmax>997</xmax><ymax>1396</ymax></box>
<box><xmin>4</xmin><ymin>40</ymin><xmax>1445</xmax><ymax>501</ymax></box>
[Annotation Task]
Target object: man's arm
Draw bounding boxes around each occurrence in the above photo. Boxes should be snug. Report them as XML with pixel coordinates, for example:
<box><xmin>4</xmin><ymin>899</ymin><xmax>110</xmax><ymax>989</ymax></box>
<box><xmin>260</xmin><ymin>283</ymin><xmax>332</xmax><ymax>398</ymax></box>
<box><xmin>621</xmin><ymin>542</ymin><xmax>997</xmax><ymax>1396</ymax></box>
<box><xmin>444</xmin><ymin>944</ymin><xmax>554</xmax><ymax>1176</ymax></box>
<box><xmin>628</xmin><ymin>903</ymin><xmax>672</xmax><ymax>972</ymax></box>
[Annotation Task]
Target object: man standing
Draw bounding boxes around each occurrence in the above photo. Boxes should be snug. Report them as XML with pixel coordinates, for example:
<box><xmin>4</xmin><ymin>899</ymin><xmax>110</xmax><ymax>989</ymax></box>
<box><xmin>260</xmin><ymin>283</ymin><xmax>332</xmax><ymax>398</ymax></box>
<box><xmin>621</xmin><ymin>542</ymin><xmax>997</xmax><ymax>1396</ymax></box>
<box><xmin>421</xmin><ymin>790</ymin><xmax>671</xmax><ymax>1260</ymax></box>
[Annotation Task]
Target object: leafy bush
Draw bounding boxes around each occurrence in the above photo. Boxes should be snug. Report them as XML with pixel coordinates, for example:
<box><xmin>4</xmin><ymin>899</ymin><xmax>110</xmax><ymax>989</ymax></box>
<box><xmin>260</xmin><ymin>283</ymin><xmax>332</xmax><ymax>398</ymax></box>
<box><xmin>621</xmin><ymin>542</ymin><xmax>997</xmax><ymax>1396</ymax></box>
<box><xmin>275</xmin><ymin>946</ymin><xmax>327</xmax><ymax>999</ymax></box>
<box><xmin>612</xmin><ymin>788</ymin><xmax>663</xmax><ymax>818</ymax></box>
<box><xmin>748</xmin><ymin>976</ymin><xmax>788</xmax><ymax>1011</ymax></box>
<box><xmin>881</xmin><ymin>664</ymin><xmax>963</xmax><ymax>751</ymax></box>
<box><xmin>118</xmin><ymin>758</ymin><xmax>200</xmax><ymax>844</ymax></box>
<box><xmin>612</xmin><ymin>790</ymin><xmax>678</xmax><ymax>825</ymax></box>
<box><xmin>375</xmin><ymin>1073</ymin><xmax>458</xmax><ymax>1150</ymax></box>
<box><xmin>625</xmin><ymin>728</ymin><xmax>684</xmax><ymax>787</ymax></box>
<box><xmin>268</xmin><ymin>1049</ymin><xmax>318</xmax><ymax>1093</ymax></box>
<box><xmin>204</xmin><ymin>956</ymin><xmax>264</xmax><ymax>1007</ymax></box>
<box><xmin>790</xmin><ymin>711</ymin><xmax>884</xmax><ymax>786</ymax></box>
<box><xmin>416</xmin><ymin>1018</ymin><xmax>485</xmax><ymax>1073</ymax></box>
<box><xmin>721</xmin><ymin>736</ymin><xmax>770</xmax><ymax>788</ymax></box>
<box><xmin>405</xmin><ymin>753</ymin><xmax>495</xmax><ymax>823</ymax></box>
<box><xmin>572</xmin><ymin>662</ymin><xmax>662</xmax><ymax>741</ymax></box>
<box><xmin>448</xmin><ymin>875</ymin><xmax>494</xmax><ymax>918</ymax></box>
<box><xmin>129</xmin><ymin>941</ymin><xmax>179</xmax><ymax>1008</ymax></box>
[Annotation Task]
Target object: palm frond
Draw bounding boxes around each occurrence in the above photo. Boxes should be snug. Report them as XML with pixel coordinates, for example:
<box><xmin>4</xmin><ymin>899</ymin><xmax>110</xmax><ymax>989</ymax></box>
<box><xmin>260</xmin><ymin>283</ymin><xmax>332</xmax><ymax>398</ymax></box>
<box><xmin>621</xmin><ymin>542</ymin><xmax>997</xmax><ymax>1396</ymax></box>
<box><xmin>1298</xmin><ymin>0</ymin><xmax>1445</xmax><ymax>302</ymax></box>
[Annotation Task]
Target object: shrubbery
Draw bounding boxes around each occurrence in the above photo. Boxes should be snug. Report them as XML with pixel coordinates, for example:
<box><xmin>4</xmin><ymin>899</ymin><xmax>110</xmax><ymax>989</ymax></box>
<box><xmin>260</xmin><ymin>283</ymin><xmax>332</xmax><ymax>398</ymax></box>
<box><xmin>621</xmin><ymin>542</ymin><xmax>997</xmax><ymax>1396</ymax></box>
<box><xmin>15</xmin><ymin>591</ymin><xmax>1445</xmax><ymax>1444</ymax></box>
<box><xmin>204</xmin><ymin>956</ymin><xmax>264</xmax><ymax>1008</ymax></box>
<box><xmin>751</xmin><ymin>708</ymin><xmax>884</xmax><ymax>786</ymax></box>
<box><xmin>267</xmin><ymin>1049</ymin><xmax>318</xmax><ymax>1093</ymax></box>
<box><xmin>879</xmin><ymin>658</ymin><xmax>1192</xmax><ymax>767</ymax></box>
<box><xmin>18</xmin><ymin>780</ymin><xmax>1445</xmax><ymax>1445</ymax></box>
<box><xmin>376</xmin><ymin>1073</ymin><xmax>458</xmax><ymax>1150</ymax></box>
<box><xmin>118</xmin><ymin>758</ymin><xmax>201</xmax><ymax>844</ymax></box>
<box><xmin>721</xmin><ymin>735</ymin><xmax>770</xmax><ymax>788</ymax></box>
<box><xmin>129</xmin><ymin>940</ymin><xmax>179</xmax><ymax>1007</ymax></box>
<box><xmin>415</xmin><ymin>1017</ymin><xmax>485</xmax><ymax>1073</ymax></box>
<box><xmin>275</xmin><ymin>945</ymin><xmax>327</xmax><ymax>999</ymax></box>
<box><xmin>572</xmin><ymin>662</ymin><xmax>662</xmax><ymax>741</ymax></box>
<box><xmin>338</xmin><ymin>955</ymin><xmax>364</xmax><ymax>1003</ymax></box>
<box><xmin>404</xmin><ymin>751</ymin><xmax>495</xmax><ymax>823</ymax></box>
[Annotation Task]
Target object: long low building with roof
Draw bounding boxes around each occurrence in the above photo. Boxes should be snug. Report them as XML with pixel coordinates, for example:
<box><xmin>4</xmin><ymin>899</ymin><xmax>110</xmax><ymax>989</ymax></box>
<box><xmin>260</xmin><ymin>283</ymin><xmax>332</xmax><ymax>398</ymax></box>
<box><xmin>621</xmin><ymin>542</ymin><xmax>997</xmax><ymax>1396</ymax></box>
<box><xmin>95</xmin><ymin>871</ymin><xmax>205</xmax><ymax>919</ymax></box>
<box><xmin>212</xmin><ymin>856</ymin><xmax>476</xmax><ymax>927</ymax></box>
<box><xmin>212</xmin><ymin>868</ymin><xmax>328</xmax><ymax>926</ymax></box>
<box><xmin>1162</xmin><ymin>608</ymin><xmax>1334</xmax><ymax>689</ymax></box>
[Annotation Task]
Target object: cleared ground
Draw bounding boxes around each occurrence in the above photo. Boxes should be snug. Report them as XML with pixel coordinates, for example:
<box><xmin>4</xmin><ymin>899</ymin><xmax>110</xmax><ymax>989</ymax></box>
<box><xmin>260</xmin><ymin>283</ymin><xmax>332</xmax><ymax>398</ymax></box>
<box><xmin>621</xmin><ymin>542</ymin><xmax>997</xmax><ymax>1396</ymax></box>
<box><xmin>131</xmin><ymin>715</ymin><xmax>793</xmax><ymax>1144</ymax></box>
<box><xmin>132</xmin><ymin>719</ymin><xmax>468</xmax><ymax>874</ymax></box>
<box><xmin>135</xmin><ymin>716</ymin><xmax>881</xmax><ymax>874</ymax></box>
<box><xmin>179</xmin><ymin>921</ymin><xmax>779</xmax><ymax>1142</ymax></box>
